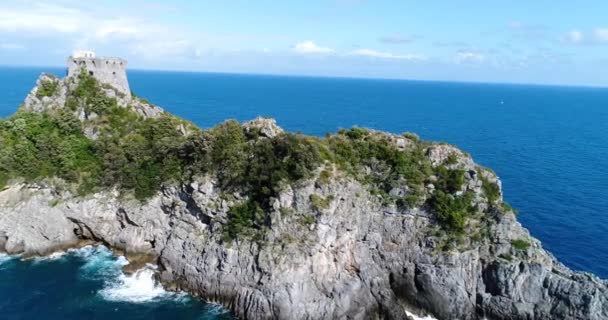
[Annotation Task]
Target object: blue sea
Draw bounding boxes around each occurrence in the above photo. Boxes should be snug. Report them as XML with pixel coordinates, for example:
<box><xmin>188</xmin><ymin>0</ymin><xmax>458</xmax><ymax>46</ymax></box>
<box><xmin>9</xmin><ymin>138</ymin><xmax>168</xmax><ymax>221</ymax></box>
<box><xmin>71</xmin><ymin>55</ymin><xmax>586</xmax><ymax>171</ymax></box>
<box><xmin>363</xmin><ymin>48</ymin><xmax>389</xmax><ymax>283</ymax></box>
<box><xmin>1</xmin><ymin>66</ymin><xmax>607</xmax><ymax>319</ymax></box>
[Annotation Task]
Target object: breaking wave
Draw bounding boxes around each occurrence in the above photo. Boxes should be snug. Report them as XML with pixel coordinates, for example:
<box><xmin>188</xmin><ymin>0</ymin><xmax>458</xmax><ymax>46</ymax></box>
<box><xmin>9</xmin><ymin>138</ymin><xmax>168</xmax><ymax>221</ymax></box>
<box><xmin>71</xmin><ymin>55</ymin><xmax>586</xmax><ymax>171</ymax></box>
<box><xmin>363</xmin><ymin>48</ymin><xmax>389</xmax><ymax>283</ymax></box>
<box><xmin>70</xmin><ymin>245</ymin><xmax>187</xmax><ymax>303</ymax></box>
<box><xmin>72</xmin><ymin>245</ymin><xmax>124</xmax><ymax>280</ymax></box>
<box><xmin>405</xmin><ymin>310</ymin><xmax>439</xmax><ymax>320</ymax></box>
<box><xmin>31</xmin><ymin>250</ymin><xmax>68</xmax><ymax>263</ymax></box>
<box><xmin>98</xmin><ymin>263</ymin><xmax>188</xmax><ymax>303</ymax></box>
<box><xmin>0</xmin><ymin>253</ymin><xmax>15</xmax><ymax>267</ymax></box>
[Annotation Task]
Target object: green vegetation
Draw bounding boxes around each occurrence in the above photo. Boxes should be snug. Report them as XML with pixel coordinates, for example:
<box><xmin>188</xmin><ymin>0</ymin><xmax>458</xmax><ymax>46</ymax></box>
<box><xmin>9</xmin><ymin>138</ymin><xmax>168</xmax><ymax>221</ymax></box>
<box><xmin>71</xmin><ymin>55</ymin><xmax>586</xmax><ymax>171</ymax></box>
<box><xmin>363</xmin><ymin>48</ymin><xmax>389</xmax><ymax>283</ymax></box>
<box><xmin>326</xmin><ymin>127</ymin><xmax>432</xmax><ymax>200</ymax></box>
<box><xmin>446</xmin><ymin>153</ymin><xmax>459</xmax><ymax>165</ymax></box>
<box><xmin>402</xmin><ymin>132</ymin><xmax>419</xmax><ymax>141</ymax></box>
<box><xmin>499</xmin><ymin>253</ymin><xmax>513</xmax><ymax>261</ymax></box>
<box><xmin>0</xmin><ymin>72</ymin><xmax>192</xmax><ymax>198</ymax></box>
<box><xmin>342</xmin><ymin>126</ymin><xmax>369</xmax><ymax>140</ymax></box>
<box><xmin>317</xmin><ymin>168</ymin><xmax>332</xmax><ymax>185</ymax></box>
<box><xmin>300</xmin><ymin>214</ymin><xmax>316</xmax><ymax>226</ymax></box>
<box><xmin>427</xmin><ymin>165</ymin><xmax>476</xmax><ymax>233</ymax></box>
<box><xmin>481</xmin><ymin>175</ymin><xmax>501</xmax><ymax>204</ymax></box>
<box><xmin>223</xmin><ymin>200</ymin><xmax>265</xmax><ymax>241</ymax></box>
<box><xmin>500</xmin><ymin>202</ymin><xmax>518</xmax><ymax>214</ymax></box>
<box><xmin>68</xmin><ymin>71</ymin><xmax>119</xmax><ymax>114</ymax></box>
<box><xmin>0</xmin><ymin>110</ymin><xmax>101</xmax><ymax>193</ymax></box>
<box><xmin>428</xmin><ymin>191</ymin><xmax>474</xmax><ymax>232</ymax></box>
<box><xmin>434</xmin><ymin>165</ymin><xmax>465</xmax><ymax>194</ymax></box>
<box><xmin>0</xmin><ymin>72</ymin><xmax>509</xmax><ymax>241</ymax></box>
<box><xmin>36</xmin><ymin>79</ymin><xmax>59</xmax><ymax>98</ymax></box>
<box><xmin>0</xmin><ymin>171</ymin><xmax>9</xmax><ymax>189</ymax></box>
<box><xmin>511</xmin><ymin>239</ymin><xmax>531</xmax><ymax>251</ymax></box>
<box><xmin>310</xmin><ymin>194</ymin><xmax>334</xmax><ymax>210</ymax></box>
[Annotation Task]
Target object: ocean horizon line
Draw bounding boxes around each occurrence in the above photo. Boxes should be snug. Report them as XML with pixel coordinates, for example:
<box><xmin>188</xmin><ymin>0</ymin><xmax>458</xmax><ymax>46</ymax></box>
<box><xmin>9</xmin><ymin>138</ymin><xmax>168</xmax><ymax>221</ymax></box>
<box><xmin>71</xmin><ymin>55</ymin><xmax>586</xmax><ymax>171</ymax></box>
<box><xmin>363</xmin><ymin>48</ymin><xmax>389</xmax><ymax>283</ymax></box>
<box><xmin>1</xmin><ymin>63</ymin><xmax>607</xmax><ymax>91</ymax></box>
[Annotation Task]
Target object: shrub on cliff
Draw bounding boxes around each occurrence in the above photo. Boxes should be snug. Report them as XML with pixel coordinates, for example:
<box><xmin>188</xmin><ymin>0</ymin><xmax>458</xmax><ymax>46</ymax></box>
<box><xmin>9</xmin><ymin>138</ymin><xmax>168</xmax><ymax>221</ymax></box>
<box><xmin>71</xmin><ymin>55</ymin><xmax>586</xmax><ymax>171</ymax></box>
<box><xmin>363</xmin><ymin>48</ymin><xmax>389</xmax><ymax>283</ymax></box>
<box><xmin>327</xmin><ymin>128</ymin><xmax>432</xmax><ymax>200</ymax></box>
<box><xmin>0</xmin><ymin>111</ymin><xmax>101</xmax><ymax>191</ymax></box>
<box><xmin>511</xmin><ymin>239</ymin><xmax>530</xmax><ymax>250</ymax></box>
<box><xmin>224</xmin><ymin>200</ymin><xmax>266</xmax><ymax>241</ymax></box>
<box><xmin>36</xmin><ymin>79</ymin><xmax>59</xmax><ymax>98</ymax></box>
<box><xmin>428</xmin><ymin>190</ymin><xmax>474</xmax><ymax>232</ymax></box>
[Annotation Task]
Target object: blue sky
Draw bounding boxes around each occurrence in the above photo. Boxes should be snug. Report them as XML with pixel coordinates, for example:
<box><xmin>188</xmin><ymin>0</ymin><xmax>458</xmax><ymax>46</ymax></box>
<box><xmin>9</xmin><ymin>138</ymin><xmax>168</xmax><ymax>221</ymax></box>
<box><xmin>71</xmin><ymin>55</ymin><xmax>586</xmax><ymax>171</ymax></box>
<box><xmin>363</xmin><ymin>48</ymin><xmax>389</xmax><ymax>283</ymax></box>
<box><xmin>1</xmin><ymin>0</ymin><xmax>607</xmax><ymax>86</ymax></box>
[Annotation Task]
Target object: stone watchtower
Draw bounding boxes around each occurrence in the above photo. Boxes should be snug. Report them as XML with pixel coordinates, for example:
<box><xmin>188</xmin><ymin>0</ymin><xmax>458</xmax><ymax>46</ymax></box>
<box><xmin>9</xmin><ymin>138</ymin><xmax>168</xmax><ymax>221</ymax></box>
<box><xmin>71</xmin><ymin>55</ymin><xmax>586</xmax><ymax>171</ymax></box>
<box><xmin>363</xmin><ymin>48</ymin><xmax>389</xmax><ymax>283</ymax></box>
<box><xmin>66</xmin><ymin>50</ymin><xmax>131</xmax><ymax>98</ymax></box>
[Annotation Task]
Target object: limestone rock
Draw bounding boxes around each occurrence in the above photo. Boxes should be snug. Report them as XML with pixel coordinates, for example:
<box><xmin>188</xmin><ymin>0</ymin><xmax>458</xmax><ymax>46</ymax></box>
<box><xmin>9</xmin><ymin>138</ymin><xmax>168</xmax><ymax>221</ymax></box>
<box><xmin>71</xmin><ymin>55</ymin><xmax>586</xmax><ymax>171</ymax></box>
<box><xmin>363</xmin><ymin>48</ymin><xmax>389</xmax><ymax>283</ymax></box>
<box><xmin>0</xmin><ymin>170</ymin><xmax>605</xmax><ymax>319</ymax></box>
<box><xmin>22</xmin><ymin>73</ymin><xmax>67</xmax><ymax>113</ymax></box>
<box><xmin>243</xmin><ymin>117</ymin><xmax>284</xmax><ymax>138</ymax></box>
<box><xmin>21</xmin><ymin>71</ymin><xmax>164</xmax><ymax>126</ymax></box>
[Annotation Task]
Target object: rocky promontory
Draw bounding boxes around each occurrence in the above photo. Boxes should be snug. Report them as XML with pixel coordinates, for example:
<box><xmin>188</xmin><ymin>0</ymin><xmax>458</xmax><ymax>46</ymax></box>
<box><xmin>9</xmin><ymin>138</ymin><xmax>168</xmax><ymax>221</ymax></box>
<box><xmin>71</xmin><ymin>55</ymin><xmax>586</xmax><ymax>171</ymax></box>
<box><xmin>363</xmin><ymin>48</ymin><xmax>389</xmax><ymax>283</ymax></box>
<box><xmin>0</xmin><ymin>68</ymin><xmax>606</xmax><ymax>320</ymax></box>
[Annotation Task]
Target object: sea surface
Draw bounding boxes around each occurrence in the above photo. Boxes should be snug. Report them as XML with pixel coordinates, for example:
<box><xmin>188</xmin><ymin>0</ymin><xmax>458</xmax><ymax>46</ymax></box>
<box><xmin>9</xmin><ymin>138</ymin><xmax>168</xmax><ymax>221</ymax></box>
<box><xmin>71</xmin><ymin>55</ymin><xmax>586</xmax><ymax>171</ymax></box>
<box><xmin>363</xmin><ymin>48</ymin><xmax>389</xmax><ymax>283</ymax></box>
<box><xmin>1</xmin><ymin>66</ymin><xmax>607</xmax><ymax>318</ymax></box>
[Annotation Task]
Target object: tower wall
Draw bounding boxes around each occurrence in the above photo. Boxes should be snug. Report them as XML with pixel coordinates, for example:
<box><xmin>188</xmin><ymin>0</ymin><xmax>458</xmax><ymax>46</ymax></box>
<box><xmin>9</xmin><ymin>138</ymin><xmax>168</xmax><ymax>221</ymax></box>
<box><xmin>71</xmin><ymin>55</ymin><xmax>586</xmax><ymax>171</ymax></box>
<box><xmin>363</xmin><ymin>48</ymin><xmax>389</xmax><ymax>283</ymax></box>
<box><xmin>67</xmin><ymin>56</ymin><xmax>131</xmax><ymax>97</ymax></box>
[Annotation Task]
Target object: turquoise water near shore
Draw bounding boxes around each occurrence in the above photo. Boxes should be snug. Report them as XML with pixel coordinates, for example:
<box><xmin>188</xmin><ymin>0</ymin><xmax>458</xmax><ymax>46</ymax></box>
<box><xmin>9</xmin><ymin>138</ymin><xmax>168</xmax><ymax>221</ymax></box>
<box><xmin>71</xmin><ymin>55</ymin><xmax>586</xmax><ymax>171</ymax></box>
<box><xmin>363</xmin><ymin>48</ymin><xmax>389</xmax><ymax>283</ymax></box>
<box><xmin>0</xmin><ymin>246</ymin><xmax>233</xmax><ymax>320</ymax></box>
<box><xmin>1</xmin><ymin>66</ymin><xmax>607</xmax><ymax>318</ymax></box>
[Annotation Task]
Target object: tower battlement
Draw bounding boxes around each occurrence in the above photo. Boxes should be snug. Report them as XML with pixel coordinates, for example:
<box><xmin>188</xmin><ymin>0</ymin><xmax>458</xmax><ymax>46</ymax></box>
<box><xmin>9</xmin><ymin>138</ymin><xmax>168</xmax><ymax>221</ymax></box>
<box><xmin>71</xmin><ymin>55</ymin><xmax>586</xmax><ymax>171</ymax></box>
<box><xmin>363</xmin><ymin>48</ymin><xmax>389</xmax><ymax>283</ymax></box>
<box><xmin>66</xmin><ymin>51</ymin><xmax>131</xmax><ymax>97</ymax></box>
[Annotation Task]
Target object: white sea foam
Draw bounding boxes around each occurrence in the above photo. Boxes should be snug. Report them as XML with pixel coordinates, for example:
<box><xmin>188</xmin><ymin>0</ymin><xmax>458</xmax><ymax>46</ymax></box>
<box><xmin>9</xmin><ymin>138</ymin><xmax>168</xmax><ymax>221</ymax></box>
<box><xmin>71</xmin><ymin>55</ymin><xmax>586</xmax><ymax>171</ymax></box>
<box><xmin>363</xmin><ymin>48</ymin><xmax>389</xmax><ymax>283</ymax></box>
<box><xmin>31</xmin><ymin>250</ymin><xmax>67</xmax><ymax>263</ymax></box>
<box><xmin>199</xmin><ymin>302</ymin><xmax>234</xmax><ymax>318</ymax></box>
<box><xmin>72</xmin><ymin>245</ymin><xmax>125</xmax><ymax>280</ymax></box>
<box><xmin>0</xmin><ymin>253</ymin><xmax>15</xmax><ymax>266</ymax></box>
<box><xmin>405</xmin><ymin>310</ymin><xmax>439</xmax><ymax>320</ymax></box>
<box><xmin>99</xmin><ymin>264</ymin><xmax>185</xmax><ymax>303</ymax></box>
<box><xmin>68</xmin><ymin>245</ymin><xmax>183</xmax><ymax>303</ymax></box>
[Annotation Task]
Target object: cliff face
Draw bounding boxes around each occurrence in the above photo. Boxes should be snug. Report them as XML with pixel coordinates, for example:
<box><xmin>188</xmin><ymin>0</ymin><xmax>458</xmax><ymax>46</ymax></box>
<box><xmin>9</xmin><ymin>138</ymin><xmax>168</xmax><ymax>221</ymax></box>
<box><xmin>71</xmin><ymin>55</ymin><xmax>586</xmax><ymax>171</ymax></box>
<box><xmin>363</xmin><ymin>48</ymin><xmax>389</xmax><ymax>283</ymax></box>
<box><xmin>0</xmin><ymin>71</ymin><xmax>606</xmax><ymax>320</ymax></box>
<box><xmin>1</xmin><ymin>167</ymin><xmax>606</xmax><ymax>320</ymax></box>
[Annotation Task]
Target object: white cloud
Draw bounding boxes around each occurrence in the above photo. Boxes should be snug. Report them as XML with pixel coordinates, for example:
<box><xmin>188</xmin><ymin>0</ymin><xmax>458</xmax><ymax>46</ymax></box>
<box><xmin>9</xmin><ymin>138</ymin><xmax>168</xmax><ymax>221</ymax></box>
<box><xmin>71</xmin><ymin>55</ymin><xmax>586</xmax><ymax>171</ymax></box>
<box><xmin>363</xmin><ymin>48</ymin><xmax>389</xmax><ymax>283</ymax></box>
<box><xmin>0</xmin><ymin>4</ymin><xmax>82</xmax><ymax>33</ymax></box>
<box><xmin>509</xmin><ymin>21</ymin><xmax>523</xmax><ymax>29</ymax></box>
<box><xmin>95</xmin><ymin>22</ymin><xmax>141</xmax><ymax>40</ymax></box>
<box><xmin>0</xmin><ymin>43</ymin><xmax>26</xmax><ymax>50</ymax></box>
<box><xmin>0</xmin><ymin>2</ymin><xmax>196</xmax><ymax>60</ymax></box>
<box><xmin>293</xmin><ymin>41</ymin><xmax>334</xmax><ymax>54</ymax></box>
<box><xmin>455</xmin><ymin>51</ymin><xmax>485</xmax><ymax>64</ymax></box>
<box><xmin>564</xmin><ymin>30</ymin><xmax>584</xmax><ymax>44</ymax></box>
<box><xmin>563</xmin><ymin>28</ymin><xmax>608</xmax><ymax>45</ymax></box>
<box><xmin>594</xmin><ymin>28</ymin><xmax>608</xmax><ymax>42</ymax></box>
<box><xmin>350</xmin><ymin>49</ymin><xmax>426</xmax><ymax>60</ymax></box>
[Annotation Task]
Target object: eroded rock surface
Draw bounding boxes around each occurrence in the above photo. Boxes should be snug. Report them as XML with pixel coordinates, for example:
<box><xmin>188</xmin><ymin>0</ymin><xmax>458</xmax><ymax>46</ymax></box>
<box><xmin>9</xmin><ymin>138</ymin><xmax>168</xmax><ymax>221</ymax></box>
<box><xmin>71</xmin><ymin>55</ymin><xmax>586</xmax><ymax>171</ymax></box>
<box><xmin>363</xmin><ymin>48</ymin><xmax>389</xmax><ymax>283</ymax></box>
<box><xmin>0</xmin><ymin>161</ymin><xmax>605</xmax><ymax>320</ymax></box>
<box><xmin>22</xmin><ymin>72</ymin><xmax>164</xmax><ymax>128</ymax></box>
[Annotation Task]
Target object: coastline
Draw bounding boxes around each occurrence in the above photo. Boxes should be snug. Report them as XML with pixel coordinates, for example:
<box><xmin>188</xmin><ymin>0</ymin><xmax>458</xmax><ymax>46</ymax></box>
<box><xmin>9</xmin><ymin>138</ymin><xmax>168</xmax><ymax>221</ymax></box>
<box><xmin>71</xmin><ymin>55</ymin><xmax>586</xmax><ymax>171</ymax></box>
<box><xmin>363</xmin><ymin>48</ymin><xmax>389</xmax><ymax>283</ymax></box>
<box><xmin>0</xmin><ymin>67</ymin><xmax>606</xmax><ymax>319</ymax></box>
<box><xmin>1</xmin><ymin>174</ymin><xmax>606</xmax><ymax>319</ymax></box>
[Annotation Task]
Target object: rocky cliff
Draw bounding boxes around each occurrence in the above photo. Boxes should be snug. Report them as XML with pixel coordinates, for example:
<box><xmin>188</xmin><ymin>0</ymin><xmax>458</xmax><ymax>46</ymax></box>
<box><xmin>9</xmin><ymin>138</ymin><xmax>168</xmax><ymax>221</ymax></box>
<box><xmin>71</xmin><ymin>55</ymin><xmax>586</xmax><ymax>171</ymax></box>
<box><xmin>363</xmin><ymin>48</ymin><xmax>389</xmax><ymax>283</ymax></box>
<box><xmin>0</xmin><ymin>71</ymin><xmax>606</xmax><ymax>320</ymax></box>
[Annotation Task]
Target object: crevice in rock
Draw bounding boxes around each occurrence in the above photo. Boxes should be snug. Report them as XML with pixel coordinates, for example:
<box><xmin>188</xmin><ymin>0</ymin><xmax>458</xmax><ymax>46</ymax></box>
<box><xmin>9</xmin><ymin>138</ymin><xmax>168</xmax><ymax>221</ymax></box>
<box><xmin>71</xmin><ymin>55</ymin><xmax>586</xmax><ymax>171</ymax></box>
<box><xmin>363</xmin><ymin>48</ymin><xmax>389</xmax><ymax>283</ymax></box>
<box><xmin>66</xmin><ymin>216</ymin><xmax>109</xmax><ymax>247</ymax></box>
<box><xmin>481</xmin><ymin>262</ymin><xmax>501</xmax><ymax>296</ymax></box>
<box><xmin>117</xmin><ymin>208</ymin><xmax>140</xmax><ymax>227</ymax></box>
<box><xmin>179</xmin><ymin>185</ymin><xmax>211</xmax><ymax>225</ymax></box>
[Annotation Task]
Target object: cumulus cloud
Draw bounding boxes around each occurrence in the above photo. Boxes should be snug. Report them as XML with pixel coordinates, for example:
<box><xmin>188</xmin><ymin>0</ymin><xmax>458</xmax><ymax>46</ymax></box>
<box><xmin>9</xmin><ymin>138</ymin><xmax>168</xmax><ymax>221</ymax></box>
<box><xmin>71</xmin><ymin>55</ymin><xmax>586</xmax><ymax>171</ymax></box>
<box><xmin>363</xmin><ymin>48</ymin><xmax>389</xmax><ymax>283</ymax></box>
<box><xmin>0</xmin><ymin>2</ymin><xmax>194</xmax><ymax>59</ymax></box>
<box><xmin>350</xmin><ymin>49</ymin><xmax>426</xmax><ymax>60</ymax></box>
<box><xmin>0</xmin><ymin>4</ymin><xmax>82</xmax><ymax>33</ymax></box>
<box><xmin>564</xmin><ymin>30</ymin><xmax>584</xmax><ymax>44</ymax></box>
<box><xmin>455</xmin><ymin>51</ymin><xmax>485</xmax><ymax>64</ymax></box>
<box><xmin>293</xmin><ymin>41</ymin><xmax>334</xmax><ymax>54</ymax></box>
<box><xmin>563</xmin><ymin>28</ymin><xmax>608</xmax><ymax>45</ymax></box>
<box><xmin>594</xmin><ymin>29</ymin><xmax>608</xmax><ymax>42</ymax></box>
